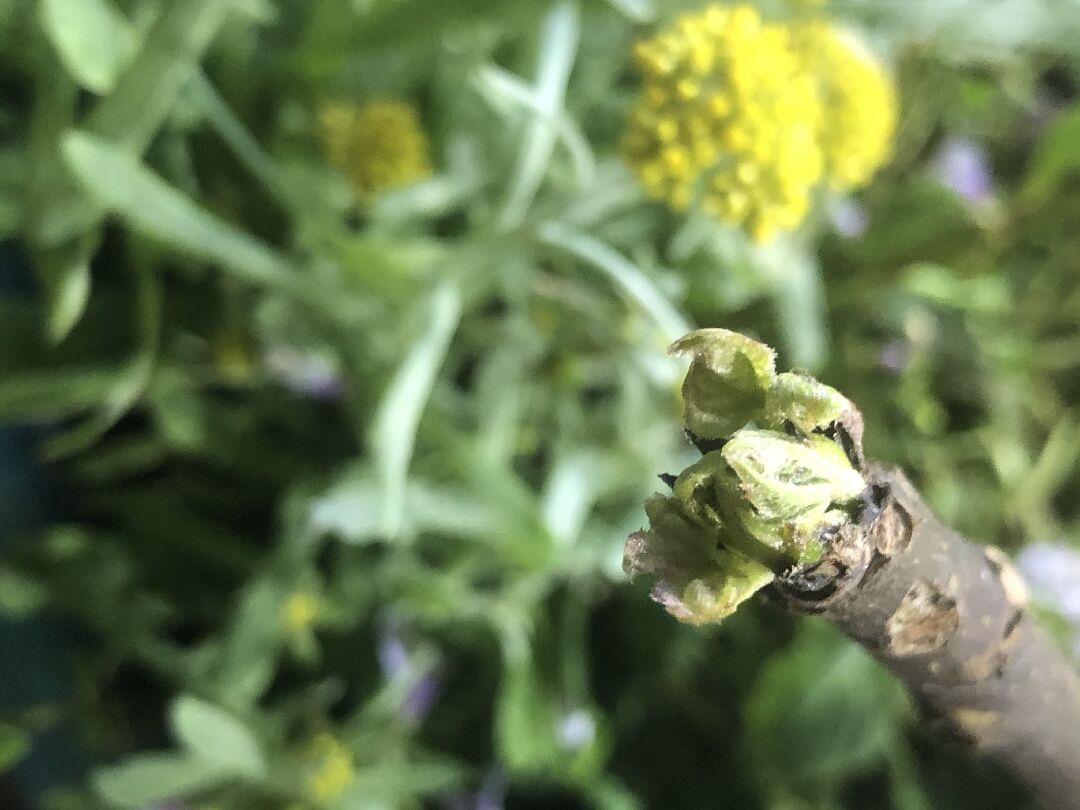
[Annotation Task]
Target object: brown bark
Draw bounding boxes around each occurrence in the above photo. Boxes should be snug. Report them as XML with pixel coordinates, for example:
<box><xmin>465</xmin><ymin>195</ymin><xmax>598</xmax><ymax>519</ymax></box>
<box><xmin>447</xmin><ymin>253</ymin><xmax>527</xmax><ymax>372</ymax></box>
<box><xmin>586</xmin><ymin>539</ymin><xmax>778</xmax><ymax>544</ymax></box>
<box><xmin>778</xmin><ymin>463</ymin><xmax>1080</xmax><ymax>810</ymax></box>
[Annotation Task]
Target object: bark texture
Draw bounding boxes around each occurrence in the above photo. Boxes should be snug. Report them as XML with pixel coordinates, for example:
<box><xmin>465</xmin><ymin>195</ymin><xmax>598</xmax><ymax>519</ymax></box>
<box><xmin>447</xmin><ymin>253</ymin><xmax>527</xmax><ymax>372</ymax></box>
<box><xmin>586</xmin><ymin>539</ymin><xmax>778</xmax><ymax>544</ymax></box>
<box><xmin>779</xmin><ymin>463</ymin><xmax>1080</xmax><ymax>810</ymax></box>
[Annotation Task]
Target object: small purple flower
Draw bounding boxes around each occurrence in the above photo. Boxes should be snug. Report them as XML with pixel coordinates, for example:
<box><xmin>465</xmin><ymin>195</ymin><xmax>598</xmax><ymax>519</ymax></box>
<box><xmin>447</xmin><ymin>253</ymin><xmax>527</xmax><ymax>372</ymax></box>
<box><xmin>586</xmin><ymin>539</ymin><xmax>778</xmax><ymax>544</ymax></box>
<box><xmin>829</xmin><ymin>197</ymin><xmax>869</xmax><ymax>239</ymax></box>
<box><xmin>878</xmin><ymin>339</ymin><xmax>911</xmax><ymax>375</ymax></box>
<box><xmin>376</xmin><ymin>630</ymin><xmax>410</xmax><ymax>679</ymax></box>
<box><xmin>440</xmin><ymin>769</ymin><xmax>506</xmax><ymax>810</ymax></box>
<box><xmin>264</xmin><ymin>346</ymin><xmax>343</xmax><ymax>400</ymax></box>
<box><xmin>377</xmin><ymin>614</ymin><xmax>442</xmax><ymax>723</ymax></box>
<box><xmin>932</xmin><ymin>137</ymin><xmax>993</xmax><ymax>204</ymax></box>
<box><xmin>1016</xmin><ymin>542</ymin><xmax>1080</xmax><ymax>622</ymax></box>
<box><xmin>402</xmin><ymin>671</ymin><xmax>442</xmax><ymax>724</ymax></box>
<box><xmin>475</xmin><ymin>770</ymin><xmax>507</xmax><ymax>810</ymax></box>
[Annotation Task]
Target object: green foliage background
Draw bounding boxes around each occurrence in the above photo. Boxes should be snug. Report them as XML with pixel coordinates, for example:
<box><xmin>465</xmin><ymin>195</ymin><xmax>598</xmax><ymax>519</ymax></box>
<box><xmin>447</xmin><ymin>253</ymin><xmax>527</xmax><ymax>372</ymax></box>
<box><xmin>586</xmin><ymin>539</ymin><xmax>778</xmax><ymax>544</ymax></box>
<box><xmin>2</xmin><ymin>0</ymin><xmax>1080</xmax><ymax>807</ymax></box>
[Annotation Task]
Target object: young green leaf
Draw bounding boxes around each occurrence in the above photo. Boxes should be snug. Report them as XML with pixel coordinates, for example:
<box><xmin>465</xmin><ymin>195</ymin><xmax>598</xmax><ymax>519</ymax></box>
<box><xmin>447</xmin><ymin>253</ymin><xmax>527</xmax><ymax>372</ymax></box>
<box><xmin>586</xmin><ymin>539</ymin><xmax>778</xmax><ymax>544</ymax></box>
<box><xmin>669</xmin><ymin>328</ymin><xmax>776</xmax><ymax>439</ymax></box>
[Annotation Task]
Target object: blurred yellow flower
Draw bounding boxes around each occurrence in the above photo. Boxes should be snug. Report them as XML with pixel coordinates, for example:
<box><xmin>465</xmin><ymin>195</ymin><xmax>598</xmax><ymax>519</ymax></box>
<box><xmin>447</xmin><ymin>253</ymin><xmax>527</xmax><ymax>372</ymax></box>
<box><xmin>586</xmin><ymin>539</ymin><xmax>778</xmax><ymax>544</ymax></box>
<box><xmin>306</xmin><ymin>733</ymin><xmax>355</xmax><ymax>802</ymax></box>
<box><xmin>623</xmin><ymin>5</ymin><xmax>823</xmax><ymax>242</ymax></box>
<box><xmin>281</xmin><ymin>590</ymin><xmax>319</xmax><ymax>635</ymax></box>
<box><xmin>623</xmin><ymin>5</ymin><xmax>896</xmax><ymax>240</ymax></box>
<box><xmin>319</xmin><ymin>99</ymin><xmax>432</xmax><ymax>199</ymax></box>
<box><xmin>793</xmin><ymin>21</ymin><xmax>897</xmax><ymax>189</ymax></box>
<box><xmin>212</xmin><ymin>334</ymin><xmax>255</xmax><ymax>385</ymax></box>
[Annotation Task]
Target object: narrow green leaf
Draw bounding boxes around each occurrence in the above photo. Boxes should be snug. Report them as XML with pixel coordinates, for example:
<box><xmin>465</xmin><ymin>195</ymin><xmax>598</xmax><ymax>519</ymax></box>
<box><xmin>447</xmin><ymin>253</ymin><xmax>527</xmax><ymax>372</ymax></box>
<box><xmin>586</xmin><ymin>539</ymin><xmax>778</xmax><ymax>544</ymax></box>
<box><xmin>39</xmin><ymin>0</ymin><xmax>136</xmax><ymax>93</ymax></box>
<box><xmin>0</xmin><ymin>565</ymin><xmax>49</xmax><ymax>619</ymax></box>
<box><xmin>1021</xmin><ymin>102</ymin><xmax>1080</xmax><ymax>205</ymax></box>
<box><xmin>344</xmin><ymin>759</ymin><xmax>466</xmax><ymax>801</ymax></box>
<box><xmin>44</xmin><ymin>267</ymin><xmax>161</xmax><ymax>459</ymax></box>
<box><xmin>474</xmin><ymin>64</ymin><xmax>595</xmax><ymax>188</ymax></box>
<box><xmin>539</xmin><ymin>221</ymin><xmax>690</xmax><ymax>344</ymax></box>
<box><xmin>213</xmin><ymin>578</ymin><xmax>284</xmax><ymax>709</ymax></box>
<box><xmin>499</xmin><ymin>1</ymin><xmax>580</xmax><ymax>227</ymax></box>
<box><xmin>170</xmin><ymin>695</ymin><xmax>266</xmax><ymax>777</ymax></box>
<box><xmin>0</xmin><ymin>193</ymin><xmax>20</xmax><ymax>236</ymax></box>
<box><xmin>495</xmin><ymin>643</ymin><xmax>560</xmax><ymax>773</ymax></box>
<box><xmin>371</xmin><ymin>280</ymin><xmax>462</xmax><ymax>536</ymax></box>
<box><xmin>602</xmin><ymin>0</ymin><xmax>654</xmax><ymax>22</ymax></box>
<box><xmin>0</xmin><ymin>722</ymin><xmax>30</xmax><ymax>772</ymax></box>
<box><xmin>540</xmin><ymin>451</ymin><xmax>604</xmax><ymax>548</ymax></box>
<box><xmin>0</xmin><ymin>367</ymin><xmax>123</xmax><ymax>421</ymax></box>
<box><xmin>34</xmin><ymin>240</ymin><xmax>92</xmax><ymax>343</ymax></box>
<box><xmin>770</xmin><ymin>246</ymin><xmax>827</xmax><ymax>371</ymax></box>
<box><xmin>186</xmin><ymin>71</ymin><xmax>296</xmax><ymax>210</ymax></box>
<box><xmin>85</xmin><ymin>0</ymin><xmax>236</xmax><ymax>151</ymax></box>
<box><xmin>61</xmin><ymin>131</ymin><xmax>302</xmax><ymax>295</ymax></box>
<box><xmin>93</xmin><ymin>752</ymin><xmax>229</xmax><ymax>808</ymax></box>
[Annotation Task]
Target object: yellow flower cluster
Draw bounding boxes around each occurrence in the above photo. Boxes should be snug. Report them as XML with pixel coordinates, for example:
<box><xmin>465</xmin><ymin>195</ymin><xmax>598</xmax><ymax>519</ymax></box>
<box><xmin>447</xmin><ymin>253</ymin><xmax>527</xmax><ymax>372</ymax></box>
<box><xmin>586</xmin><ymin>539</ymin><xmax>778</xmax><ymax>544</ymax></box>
<box><xmin>319</xmin><ymin>100</ymin><xmax>432</xmax><ymax>200</ymax></box>
<box><xmin>623</xmin><ymin>5</ymin><xmax>896</xmax><ymax>241</ymax></box>
<box><xmin>793</xmin><ymin>22</ymin><xmax>897</xmax><ymax>189</ymax></box>
<box><xmin>306</xmin><ymin>733</ymin><xmax>355</xmax><ymax>802</ymax></box>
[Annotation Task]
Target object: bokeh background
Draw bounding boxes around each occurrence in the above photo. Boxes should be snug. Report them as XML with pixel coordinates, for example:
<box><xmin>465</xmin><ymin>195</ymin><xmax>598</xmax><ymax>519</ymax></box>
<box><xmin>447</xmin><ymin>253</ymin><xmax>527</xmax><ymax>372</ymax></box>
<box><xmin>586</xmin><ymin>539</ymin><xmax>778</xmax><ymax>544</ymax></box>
<box><xmin>3</xmin><ymin>0</ymin><xmax>1080</xmax><ymax>807</ymax></box>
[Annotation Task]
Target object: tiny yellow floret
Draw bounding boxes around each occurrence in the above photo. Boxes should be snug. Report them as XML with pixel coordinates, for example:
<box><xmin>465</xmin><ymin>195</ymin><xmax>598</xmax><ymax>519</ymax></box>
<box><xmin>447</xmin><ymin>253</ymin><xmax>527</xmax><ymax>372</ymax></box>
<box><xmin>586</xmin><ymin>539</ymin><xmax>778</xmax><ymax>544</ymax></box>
<box><xmin>281</xmin><ymin>591</ymin><xmax>319</xmax><ymax>635</ymax></box>
<box><xmin>306</xmin><ymin>733</ymin><xmax>355</xmax><ymax>801</ymax></box>
<box><xmin>319</xmin><ymin>99</ymin><xmax>432</xmax><ymax>200</ymax></box>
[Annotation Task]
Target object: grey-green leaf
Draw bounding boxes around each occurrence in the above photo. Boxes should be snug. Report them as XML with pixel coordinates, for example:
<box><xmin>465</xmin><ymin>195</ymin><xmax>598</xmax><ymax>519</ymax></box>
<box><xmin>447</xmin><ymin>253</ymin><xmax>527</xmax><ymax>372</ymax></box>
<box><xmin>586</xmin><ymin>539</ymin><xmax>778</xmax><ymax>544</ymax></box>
<box><xmin>371</xmin><ymin>280</ymin><xmax>462</xmax><ymax>536</ymax></box>
<box><xmin>61</xmin><ymin>131</ymin><xmax>301</xmax><ymax>295</ymax></box>
<box><xmin>0</xmin><ymin>565</ymin><xmax>49</xmax><ymax>619</ymax></box>
<box><xmin>40</xmin><ymin>0</ymin><xmax>137</xmax><ymax>93</ymax></box>
<box><xmin>746</xmin><ymin>624</ymin><xmax>910</xmax><ymax>789</ymax></box>
<box><xmin>0</xmin><ymin>722</ymin><xmax>30</xmax><ymax>772</ymax></box>
<box><xmin>170</xmin><ymin>694</ymin><xmax>266</xmax><ymax>777</ymax></box>
<box><xmin>93</xmin><ymin>752</ymin><xmax>229</xmax><ymax>808</ymax></box>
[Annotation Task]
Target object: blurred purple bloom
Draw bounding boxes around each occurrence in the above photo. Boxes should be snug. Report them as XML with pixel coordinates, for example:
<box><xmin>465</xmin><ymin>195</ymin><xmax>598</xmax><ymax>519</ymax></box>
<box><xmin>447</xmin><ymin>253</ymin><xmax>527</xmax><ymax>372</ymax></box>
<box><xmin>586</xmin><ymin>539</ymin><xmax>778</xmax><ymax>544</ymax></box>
<box><xmin>402</xmin><ymin>671</ymin><xmax>442</xmax><ymax>724</ymax></box>
<box><xmin>829</xmin><ymin>197</ymin><xmax>869</xmax><ymax>238</ymax></box>
<box><xmin>264</xmin><ymin>346</ymin><xmax>343</xmax><ymax>399</ymax></box>
<box><xmin>377</xmin><ymin>630</ymin><xmax>410</xmax><ymax>679</ymax></box>
<box><xmin>377</xmin><ymin>615</ymin><xmax>442</xmax><ymax>723</ymax></box>
<box><xmin>475</xmin><ymin>770</ymin><xmax>507</xmax><ymax>810</ymax></box>
<box><xmin>879</xmin><ymin>340</ymin><xmax>911</xmax><ymax>375</ymax></box>
<box><xmin>932</xmin><ymin>137</ymin><xmax>993</xmax><ymax>203</ymax></box>
<box><xmin>441</xmin><ymin>769</ymin><xmax>506</xmax><ymax>810</ymax></box>
<box><xmin>1016</xmin><ymin>542</ymin><xmax>1080</xmax><ymax>622</ymax></box>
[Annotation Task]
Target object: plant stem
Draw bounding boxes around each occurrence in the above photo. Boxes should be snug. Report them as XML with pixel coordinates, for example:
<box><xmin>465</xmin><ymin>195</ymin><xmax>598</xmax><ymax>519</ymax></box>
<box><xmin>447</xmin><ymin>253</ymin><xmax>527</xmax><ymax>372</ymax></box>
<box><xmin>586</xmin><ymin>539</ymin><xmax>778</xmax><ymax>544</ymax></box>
<box><xmin>778</xmin><ymin>463</ymin><xmax>1080</xmax><ymax>810</ymax></box>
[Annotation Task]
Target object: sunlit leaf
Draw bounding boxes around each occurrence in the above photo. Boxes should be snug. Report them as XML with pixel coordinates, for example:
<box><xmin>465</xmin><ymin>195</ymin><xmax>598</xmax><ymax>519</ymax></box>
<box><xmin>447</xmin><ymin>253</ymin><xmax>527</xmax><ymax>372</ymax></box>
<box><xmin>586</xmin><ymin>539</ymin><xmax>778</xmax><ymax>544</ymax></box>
<box><xmin>93</xmin><ymin>753</ymin><xmax>229</xmax><ymax>808</ymax></box>
<box><xmin>371</xmin><ymin>279</ymin><xmax>462</xmax><ymax>536</ymax></box>
<box><xmin>170</xmin><ymin>695</ymin><xmax>266</xmax><ymax>777</ymax></box>
<box><xmin>40</xmin><ymin>0</ymin><xmax>136</xmax><ymax>93</ymax></box>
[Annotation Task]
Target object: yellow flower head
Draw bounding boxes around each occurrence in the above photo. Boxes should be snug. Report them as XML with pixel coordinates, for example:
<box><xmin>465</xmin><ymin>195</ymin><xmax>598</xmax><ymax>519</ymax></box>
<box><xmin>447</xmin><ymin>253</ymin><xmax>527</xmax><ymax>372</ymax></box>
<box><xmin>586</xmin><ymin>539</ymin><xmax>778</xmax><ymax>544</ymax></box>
<box><xmin>281</xmin><ymin>591</ymin><xmax>320</xmax><ymax>635</ymax></box>
<box><xmin>319</xmin><ymin>99</ymin><xmax>432</xmax><ymax>200</ymax></box>
<box><xmin>306</xmin><ymin>733</ymin><xmax>355</xmax><ymax>802</ymax></box>
<box><xmin>212</xmin><ymin>333</ymin><xmax>255</xmax><ymax>385</ymax></box>
<box><xmin>793</xmin><ymin>22</ymin><xmax>897</xmax><ymax>189</ymax></box>
<box><xmin>623</xmin><ymin>5</ymin><xmax>824</xmax><ymax>241</ymax></box>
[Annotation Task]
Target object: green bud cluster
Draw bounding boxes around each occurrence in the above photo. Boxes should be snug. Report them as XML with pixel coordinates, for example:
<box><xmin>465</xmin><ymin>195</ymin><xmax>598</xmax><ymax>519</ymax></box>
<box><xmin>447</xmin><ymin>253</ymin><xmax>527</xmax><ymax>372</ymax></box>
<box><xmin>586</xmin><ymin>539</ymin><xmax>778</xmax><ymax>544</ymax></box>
<box><xmin>624</xmin><ymin>329</ymin><xmax>867</xmax><ymax>624</ymax></box>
